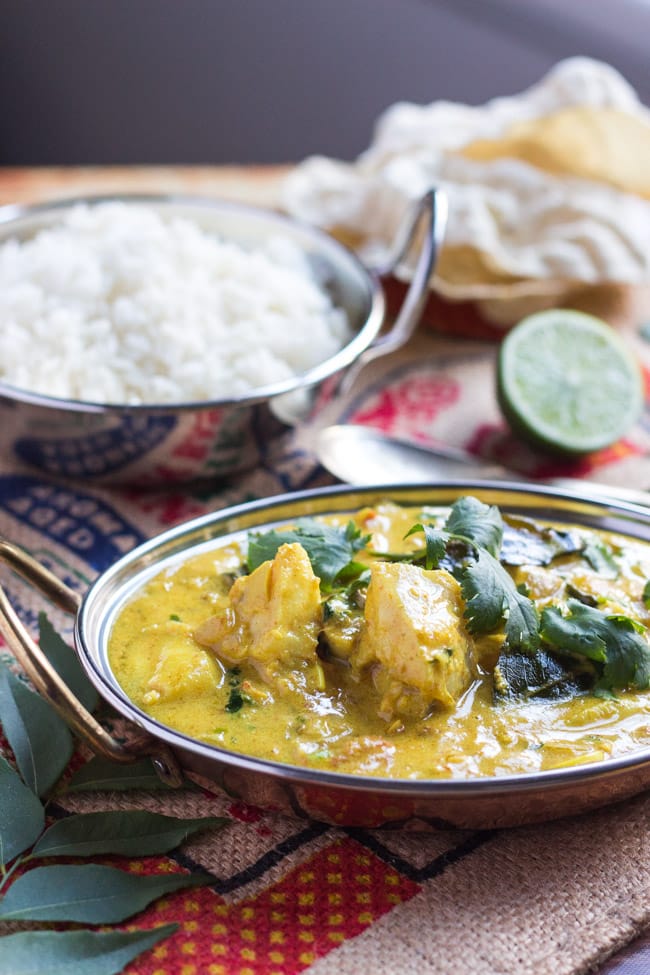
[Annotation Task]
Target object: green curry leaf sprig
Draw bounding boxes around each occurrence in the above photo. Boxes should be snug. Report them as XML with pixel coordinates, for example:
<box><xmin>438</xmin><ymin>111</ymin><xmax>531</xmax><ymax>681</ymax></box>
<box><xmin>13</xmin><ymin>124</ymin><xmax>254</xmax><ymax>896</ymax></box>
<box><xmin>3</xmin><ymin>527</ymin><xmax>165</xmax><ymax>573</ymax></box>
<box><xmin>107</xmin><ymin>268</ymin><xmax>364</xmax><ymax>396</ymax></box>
<box><xmin>0</xmin><ymin>614</ymin><xmax>226</xmax><ymax>974</ymax></box>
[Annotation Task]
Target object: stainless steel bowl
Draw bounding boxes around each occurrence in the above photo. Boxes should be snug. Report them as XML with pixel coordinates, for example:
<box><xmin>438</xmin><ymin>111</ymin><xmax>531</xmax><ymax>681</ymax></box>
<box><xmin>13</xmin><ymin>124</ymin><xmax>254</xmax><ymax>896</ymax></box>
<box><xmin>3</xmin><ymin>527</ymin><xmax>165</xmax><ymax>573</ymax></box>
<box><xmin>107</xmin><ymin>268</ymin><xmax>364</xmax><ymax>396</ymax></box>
<box><xmin>2</xmin><ymin>481</ymin><xmax>650</xmax><ymax>830</ymax></box>
<box><xmin>0</xmin><ymin>191</ymin><xmax>445</xmax><ymax>485</ymax></box>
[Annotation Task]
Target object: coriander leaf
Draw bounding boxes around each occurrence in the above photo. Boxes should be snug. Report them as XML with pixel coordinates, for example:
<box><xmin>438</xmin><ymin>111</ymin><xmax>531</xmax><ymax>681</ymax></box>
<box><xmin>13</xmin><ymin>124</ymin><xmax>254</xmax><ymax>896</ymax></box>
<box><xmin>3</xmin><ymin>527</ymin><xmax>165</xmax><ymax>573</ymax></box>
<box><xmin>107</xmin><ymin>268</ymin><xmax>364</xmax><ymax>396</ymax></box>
<box><xmin>32</xmin><ymin>810</ymin><xmax>227</xmax><ymax>859</ymax></box>
<box><xmin>331</xmin><ymin>561</ymin><xmax>370</xmax><ymax>588</ymax></box>
<box><xmin>643</xmin><ymin>580</ymin><xmax>650</xmax><ymax>608</ymax></box>
<box><xmin>608</xmin><ymin>613</ymin><xmax>646</xmax><ymax>634</ymax></box>
<box><xmin>64</xmin><ymin>755</ymin><xmax>181</xmax><ymax>793</ymax></box>
<box><xmin>38</xmin><ymin>613</ymin><xmax>98</xmax><ymax>714</ymax></box>
<box><xmin>0</xmin><ymin>864</ymin><xmax>209</xmax><ymax>923</ymax></box>
<box><xmin>247</xmin><ymin>519</ymin><xmax>369</xmax><ymax>589</ymax></box>
<box><xmin>225</xmin><ymin>687</ymin><xmax>247</xmax><ymax>713</ymax></box>
<box><xmin>0</xmin><ymin>925</ymin><xmax>178</xmax><ymax>975</ymax></box>
<box><xmin>224</xmin><ymin>667</ymin><xmax>250</xmax><ymax>713</ymax></box>
<box><xmin>0</xmin><ymin>755</ymin><xmax>45</xmax><ymax>866</ymax></box>
<box><xmin>0</xmin><ymin>663</ymin><xmax>73</xmax><ymax>797</ymax></box>
<box><xmin>540</xmin><ymin>603</ymin><xmax>608</xmax><ymax>664</ymax></box>
<box><xmin>581</xmin><ymin>541</ymin><xmax>619</xmax><ymax>579</ymax></box>
<box><xmin>603</xmin><ymin>616</ymin><xmax>650</xmax><ymax>691</ymax></box>
<box><xmin>460</xmin><ymin>548</ymin><xmax>539</xmax><ymax>651</ymax></box>
<box><xmin>344</xmin><ymin>520</ymin><xmax>370</xmax><ymax>553</ymax></box>
<box><xmin>445</xmin><ymin>496</ymin><xmax>503</xmax><ymax>557</ymax></box>
<box><xmin>404</xmin><ymin>523</ymin><xmax>448</xmax><ymax>569</ymax></box>
<box><xmin>540</xmin><ymin>599</ymin><xmax>650</xmax><ymax>692</ymax></box>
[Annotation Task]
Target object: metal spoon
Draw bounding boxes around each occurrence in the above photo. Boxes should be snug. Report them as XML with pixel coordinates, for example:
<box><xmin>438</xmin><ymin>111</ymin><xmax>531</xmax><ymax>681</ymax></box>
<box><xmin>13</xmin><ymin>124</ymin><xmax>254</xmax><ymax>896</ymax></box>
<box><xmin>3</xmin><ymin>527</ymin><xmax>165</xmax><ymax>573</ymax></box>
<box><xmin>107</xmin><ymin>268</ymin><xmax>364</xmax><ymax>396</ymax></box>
<box><xmin>314</xmin><ymin>424</ymin><xmax>650</xmax><ymax>507</ymax></box>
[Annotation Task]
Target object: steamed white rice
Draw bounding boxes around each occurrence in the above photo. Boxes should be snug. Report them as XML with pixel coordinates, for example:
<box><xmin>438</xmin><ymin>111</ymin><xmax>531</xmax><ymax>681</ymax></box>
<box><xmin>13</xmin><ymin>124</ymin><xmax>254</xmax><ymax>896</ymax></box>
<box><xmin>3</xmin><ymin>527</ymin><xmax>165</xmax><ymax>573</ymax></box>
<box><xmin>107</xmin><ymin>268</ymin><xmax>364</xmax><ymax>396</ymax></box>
<box><xmin>0</xmin><ymin>202</ymin><xmax>350</xmax><ymax>404</ymax></box>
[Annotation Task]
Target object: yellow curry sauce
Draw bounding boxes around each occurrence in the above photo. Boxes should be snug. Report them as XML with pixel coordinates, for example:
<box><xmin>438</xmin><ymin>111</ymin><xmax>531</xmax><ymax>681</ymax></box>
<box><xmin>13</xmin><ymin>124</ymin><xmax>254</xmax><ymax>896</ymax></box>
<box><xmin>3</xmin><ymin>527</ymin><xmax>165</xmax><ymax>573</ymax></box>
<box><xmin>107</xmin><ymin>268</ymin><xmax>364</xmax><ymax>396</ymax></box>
<box><xmin>108</xmin><ymin>500</ymin><xmax>650</xmax><ymax>780</ymax></box>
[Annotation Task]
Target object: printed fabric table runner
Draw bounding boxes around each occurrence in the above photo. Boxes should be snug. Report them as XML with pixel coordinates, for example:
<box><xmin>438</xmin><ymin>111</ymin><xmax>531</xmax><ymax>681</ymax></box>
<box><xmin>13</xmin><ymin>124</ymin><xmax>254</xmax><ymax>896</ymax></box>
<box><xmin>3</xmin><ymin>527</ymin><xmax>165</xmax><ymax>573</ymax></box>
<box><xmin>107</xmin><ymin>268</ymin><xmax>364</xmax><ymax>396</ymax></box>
<box><xmin>0</xmin><ymin>167</ymin><xmax>649</xmax><ymax>975</ymax></box>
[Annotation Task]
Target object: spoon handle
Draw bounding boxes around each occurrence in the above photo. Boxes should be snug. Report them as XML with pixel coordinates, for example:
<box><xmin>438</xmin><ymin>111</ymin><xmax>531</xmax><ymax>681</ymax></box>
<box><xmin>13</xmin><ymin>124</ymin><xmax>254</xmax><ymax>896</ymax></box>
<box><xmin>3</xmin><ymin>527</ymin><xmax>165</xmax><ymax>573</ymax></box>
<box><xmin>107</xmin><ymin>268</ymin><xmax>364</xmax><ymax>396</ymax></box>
<box><xmin>315</xmin><ymin>424</ymin><xmax>650</xmax><ymax>507</ymax></box>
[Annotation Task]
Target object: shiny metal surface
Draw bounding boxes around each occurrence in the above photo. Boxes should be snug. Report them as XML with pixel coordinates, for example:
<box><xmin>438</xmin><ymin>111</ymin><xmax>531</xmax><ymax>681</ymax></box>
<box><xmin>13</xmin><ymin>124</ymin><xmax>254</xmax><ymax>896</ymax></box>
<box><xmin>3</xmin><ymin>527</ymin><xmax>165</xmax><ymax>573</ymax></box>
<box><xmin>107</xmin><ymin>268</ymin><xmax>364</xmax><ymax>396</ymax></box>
<box><xmin>317</xmin><ymin>423</ymin><xmax>511</xmax><ymax>482</ymax></box>
<box><xmin>315</xmin><ymin>424</ymin><xmax>650</xmax><ymax>508</ymax></box>
<box><xmin>0</xmin><ymin>191</ymin><xmax>443</xmax><ymax>484</ymax></box>
<box><xmin>3</xmin><ymin>482</ymin><xmax>649</xmax><ymax>829</ymax></box>
<box><xmin>0</xmin><ymin>539</ymin><xmax>184</xmax><ymax>785</ymax></box>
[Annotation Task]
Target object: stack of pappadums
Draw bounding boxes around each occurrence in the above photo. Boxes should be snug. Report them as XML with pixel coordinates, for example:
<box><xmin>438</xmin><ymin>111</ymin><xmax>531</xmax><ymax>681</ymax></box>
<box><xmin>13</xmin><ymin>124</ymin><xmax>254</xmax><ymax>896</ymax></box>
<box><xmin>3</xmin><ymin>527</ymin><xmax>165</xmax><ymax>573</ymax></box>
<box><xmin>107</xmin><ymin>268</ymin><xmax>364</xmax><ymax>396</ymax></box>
<box><xmin>283</xmin><ymin>58</ymin><xmax>650</xmax><ymax>326</ymax></box>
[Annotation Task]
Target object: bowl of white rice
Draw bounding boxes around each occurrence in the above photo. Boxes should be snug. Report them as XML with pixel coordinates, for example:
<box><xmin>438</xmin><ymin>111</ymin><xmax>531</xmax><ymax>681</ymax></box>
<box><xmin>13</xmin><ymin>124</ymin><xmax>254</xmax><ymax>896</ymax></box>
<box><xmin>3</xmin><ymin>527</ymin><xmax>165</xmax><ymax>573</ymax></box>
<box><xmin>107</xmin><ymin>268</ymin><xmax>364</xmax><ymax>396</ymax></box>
<box><xmin>0</xmin><ymin>192</ymin><xmax>443</xmax><ymax>484</ymax></box>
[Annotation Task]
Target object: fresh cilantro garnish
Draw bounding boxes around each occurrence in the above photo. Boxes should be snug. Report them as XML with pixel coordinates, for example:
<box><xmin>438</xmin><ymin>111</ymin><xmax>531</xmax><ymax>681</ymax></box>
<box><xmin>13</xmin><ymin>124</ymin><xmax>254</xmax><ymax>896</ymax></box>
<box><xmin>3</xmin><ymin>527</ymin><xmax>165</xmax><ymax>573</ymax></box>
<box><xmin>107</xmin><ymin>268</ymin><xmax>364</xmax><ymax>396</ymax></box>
<box><xmin>247</xmin><ymin>519</ymin><xmax>369</xmax><ymax>590</ymax></box>
<box><xmin>445</xmin><ymin>496</ymin><xmax>503</xmax><ymax>556</ymax></box>
<box><xmin>582</xmin><ymin>540</ymin><xmax>619</xmax><ymax>579</ymax></box>
<box><xmin>406</xmin><ymin>497</ymin><xmax>539</xmax><ymax>650</ymax></box>
<box><xmin>460</xmin><ymin>547</ymin><xmax>540</xmax><ymax>651</ymax></box>
<box><xmin>540</xmin><ymin>599</ymin><xmax>650</xmax><ymax>693</ymax></box>
<box><xmin>404</xmin><ymin>523</ymin><xmax>448</xmax><ymax>569</ymax></box>
<box><xmin>225</xmin><ymin>687</ymin><xmax>248</xmax><ymax>713</ymax></box>
<box><xmin>643</xmin><ymin>580</ymin><xmax>650</xmax><ymax>608</ymax></box>
<box><xmin>310</xmin><ymin>749</ymin><xmax>331</xmax><ymax>760</ymax></box>
<box><xmin>224</xmin><ymin>666</ymin><xmax>252</xmax><ymax>713</ymax></box>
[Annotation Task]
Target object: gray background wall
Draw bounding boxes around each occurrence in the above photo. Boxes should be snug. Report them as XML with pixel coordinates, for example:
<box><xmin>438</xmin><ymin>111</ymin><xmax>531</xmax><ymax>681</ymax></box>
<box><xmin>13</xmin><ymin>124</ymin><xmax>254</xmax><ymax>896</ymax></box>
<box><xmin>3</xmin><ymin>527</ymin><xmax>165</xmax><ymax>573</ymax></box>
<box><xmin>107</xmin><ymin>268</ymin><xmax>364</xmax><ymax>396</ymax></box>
<box><xmin>3</xmin><ymin>0</ymin><xmax>649</xmax><ymax>166</ymax></box>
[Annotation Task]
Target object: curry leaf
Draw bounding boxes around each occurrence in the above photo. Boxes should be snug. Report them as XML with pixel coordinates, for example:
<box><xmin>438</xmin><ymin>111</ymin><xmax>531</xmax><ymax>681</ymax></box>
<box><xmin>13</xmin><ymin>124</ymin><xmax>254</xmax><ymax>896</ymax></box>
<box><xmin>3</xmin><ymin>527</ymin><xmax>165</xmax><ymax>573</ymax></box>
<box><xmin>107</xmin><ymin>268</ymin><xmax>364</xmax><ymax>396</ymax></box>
<box><xmin>32</xmin><ymin>810</ymin><xmax>227</xmax><ymax>859</ymax></box>
<box><xmin>0</xmin><ymin>755</ymin><xmax>45</xmax><ymax>866</ymax></box>
<box><xmin>0</xmin><ymin>663</ymin><xmax>73</xmax><ymax>797</ymax></box>
<box><xmin>541</xmin><ymin>599</ymin><xmax>650</xmax><ymax>692</ymax></box>
<box><xmin>0</xmin><ymin>924</ymin><xmax>178</xmax><ymax>975</ymax></box>
<box><xmin>493</xmin><ymin>649</ymin><xmax>588</xmax><ymax>701</ymax></box>
<box><xmin>461</xmin><ymin>548</ymin><xmax>540</xmax><ymax>651</ymax></box>
<box><xmin>247</xmin><ymin>519</ymin><xmax>369</xmax><ymax>589</ymax></box>
<box><xmin>500</xmin><ymin>517</ymin><xmax>583</xmax><ymax>567</ymax></box>
<box><xmin>64</xmin><ymin>755</ymin><xmax>182</xmax><ymax>793</ymax></box>
<box><xmin>38</xmin><ymin>613</ymin><xmax>98</xmax><ymax>714</ymax></box>
<box><xmin>0</xmin><ymin>864</ymin><xmax>210</xmax><ymax>923</ymax></box>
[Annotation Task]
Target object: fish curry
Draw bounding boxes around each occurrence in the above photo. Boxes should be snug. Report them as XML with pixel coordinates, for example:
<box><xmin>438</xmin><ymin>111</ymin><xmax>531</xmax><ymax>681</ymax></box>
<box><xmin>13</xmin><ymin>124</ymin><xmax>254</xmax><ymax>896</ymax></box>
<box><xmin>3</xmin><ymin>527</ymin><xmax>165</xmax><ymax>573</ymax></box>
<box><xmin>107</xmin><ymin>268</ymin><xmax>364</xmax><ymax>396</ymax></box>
<box><xmin>108</xmin><ymin>497</ymin><xmax>650</xmax><ymax>779</ymax></box>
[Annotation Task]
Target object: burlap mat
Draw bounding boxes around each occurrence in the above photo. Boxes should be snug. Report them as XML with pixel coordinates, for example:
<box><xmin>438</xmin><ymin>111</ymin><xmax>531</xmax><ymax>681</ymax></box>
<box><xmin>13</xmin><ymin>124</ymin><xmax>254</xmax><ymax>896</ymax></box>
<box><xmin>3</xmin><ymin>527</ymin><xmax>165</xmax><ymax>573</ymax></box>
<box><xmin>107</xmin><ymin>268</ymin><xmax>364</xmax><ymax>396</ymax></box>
<box><xmin>52</xmin><ymin>774</ymin><xmax>648</xmax><ymax>975</ymax></box>
<box><xmin>1</xmin><ymin>321</ymin><xmax>649</xmax><ymax>974</ymax></box>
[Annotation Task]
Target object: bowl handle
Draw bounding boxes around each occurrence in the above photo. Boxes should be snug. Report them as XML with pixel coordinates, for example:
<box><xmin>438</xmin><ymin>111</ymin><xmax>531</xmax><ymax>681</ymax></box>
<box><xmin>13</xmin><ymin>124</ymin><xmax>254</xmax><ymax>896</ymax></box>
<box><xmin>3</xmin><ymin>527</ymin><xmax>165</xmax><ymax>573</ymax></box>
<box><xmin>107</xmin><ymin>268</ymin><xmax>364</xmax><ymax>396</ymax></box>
<box><xmin>339</xmin><ymin>187</ymin><xmax>448</xmax><ymax>393</ymax></box>
<box><xmin>0</xmin><ymin>540</ymin><xmax>183</xmax><ymax>786</ymax></box>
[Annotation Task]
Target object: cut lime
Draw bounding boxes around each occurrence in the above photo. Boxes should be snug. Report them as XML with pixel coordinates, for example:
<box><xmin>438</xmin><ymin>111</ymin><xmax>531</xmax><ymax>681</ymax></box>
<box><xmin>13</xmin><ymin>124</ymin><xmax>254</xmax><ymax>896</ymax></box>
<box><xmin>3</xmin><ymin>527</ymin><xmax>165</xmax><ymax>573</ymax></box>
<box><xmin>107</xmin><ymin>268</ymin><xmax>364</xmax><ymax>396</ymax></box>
<box><xmin>497</xmin><ymin>309</ymin><xmax>644</xmax><ymax>456</ymax></box>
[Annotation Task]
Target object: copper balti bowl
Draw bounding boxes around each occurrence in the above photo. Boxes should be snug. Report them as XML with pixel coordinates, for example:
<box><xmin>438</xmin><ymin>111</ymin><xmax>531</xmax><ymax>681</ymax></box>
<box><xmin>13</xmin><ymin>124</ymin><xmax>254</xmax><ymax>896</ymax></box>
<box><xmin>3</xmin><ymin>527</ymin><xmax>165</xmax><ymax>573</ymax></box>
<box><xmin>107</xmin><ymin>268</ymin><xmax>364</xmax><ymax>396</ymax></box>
<box><xmin>0</xmin><ymin>190</ymin><xmax>445</xmax><ymax>485</ymax></box>
<box><xmin>1</xmin><ymin>482</ymin><xmax>650</xmax><ymax>830</ymax></box>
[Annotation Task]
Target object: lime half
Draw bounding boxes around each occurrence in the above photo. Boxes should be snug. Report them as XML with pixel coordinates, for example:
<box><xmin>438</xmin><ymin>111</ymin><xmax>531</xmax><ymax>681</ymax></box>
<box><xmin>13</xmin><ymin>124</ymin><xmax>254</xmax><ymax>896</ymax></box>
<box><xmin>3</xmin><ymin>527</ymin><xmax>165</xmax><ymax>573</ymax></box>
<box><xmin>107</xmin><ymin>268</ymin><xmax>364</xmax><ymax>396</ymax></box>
<box><xmin>497</xmin><ymin>309</ymin><xmax>644</xmax><ymax>456</ymax></box>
